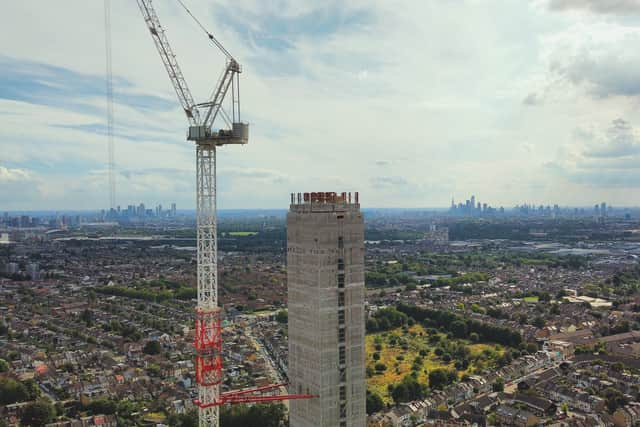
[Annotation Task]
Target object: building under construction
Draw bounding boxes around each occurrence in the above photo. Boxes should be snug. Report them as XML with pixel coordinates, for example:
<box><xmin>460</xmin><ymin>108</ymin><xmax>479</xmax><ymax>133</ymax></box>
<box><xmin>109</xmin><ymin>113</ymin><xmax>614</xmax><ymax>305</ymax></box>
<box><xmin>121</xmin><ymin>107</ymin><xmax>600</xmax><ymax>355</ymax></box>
<box><xmin>287</xmin><ymin>192</ymin><xmax>366</xmax><ymax>427</ymax></box>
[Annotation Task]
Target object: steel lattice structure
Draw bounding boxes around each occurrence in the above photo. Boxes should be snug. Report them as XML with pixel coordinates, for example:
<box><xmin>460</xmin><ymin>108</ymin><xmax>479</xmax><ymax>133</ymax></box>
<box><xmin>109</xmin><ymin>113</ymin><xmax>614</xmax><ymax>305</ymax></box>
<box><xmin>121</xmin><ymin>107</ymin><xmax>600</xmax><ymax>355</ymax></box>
<box><xmin>134</xmin><ymin>1</ymin><xmax>314</xmax><ymax>426</ymax></box>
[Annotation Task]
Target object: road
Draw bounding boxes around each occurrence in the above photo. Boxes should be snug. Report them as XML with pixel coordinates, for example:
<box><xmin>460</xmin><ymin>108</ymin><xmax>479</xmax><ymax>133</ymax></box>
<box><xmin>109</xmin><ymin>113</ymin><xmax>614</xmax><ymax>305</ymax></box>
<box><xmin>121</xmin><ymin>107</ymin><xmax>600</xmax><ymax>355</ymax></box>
<box><xmin>245</xmin><ymin>325</ymin><xmax>290</xmax><ymax>410</ymax></box>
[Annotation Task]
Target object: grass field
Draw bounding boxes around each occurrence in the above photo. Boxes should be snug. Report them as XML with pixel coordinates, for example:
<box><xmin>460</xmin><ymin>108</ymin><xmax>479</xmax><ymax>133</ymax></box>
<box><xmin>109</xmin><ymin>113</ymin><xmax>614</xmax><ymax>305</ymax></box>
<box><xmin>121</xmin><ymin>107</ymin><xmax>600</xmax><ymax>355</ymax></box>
<box><xmin>365</xmin><ymin>324</ymin><xmax>505</xmax><ymax>404</ymax></box>
<box><xmin>227</xmin><ymin>231</ymin><xmax>258</xmax><ymax>236</ymax></box>
<box><xmin>523</xmin><ymin>296</ymin><xmax>539</xmax><ymax>303</ymax></box>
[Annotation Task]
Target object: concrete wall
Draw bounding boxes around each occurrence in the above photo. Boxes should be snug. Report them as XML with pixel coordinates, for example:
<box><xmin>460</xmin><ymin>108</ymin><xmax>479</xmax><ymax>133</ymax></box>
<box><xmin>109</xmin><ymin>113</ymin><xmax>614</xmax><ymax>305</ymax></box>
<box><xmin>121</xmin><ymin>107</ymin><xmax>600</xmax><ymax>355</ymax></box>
<box><xmin>287</xmin><ymin>202</ymin><xmax>366</xmax><ymax>427</ymax></box>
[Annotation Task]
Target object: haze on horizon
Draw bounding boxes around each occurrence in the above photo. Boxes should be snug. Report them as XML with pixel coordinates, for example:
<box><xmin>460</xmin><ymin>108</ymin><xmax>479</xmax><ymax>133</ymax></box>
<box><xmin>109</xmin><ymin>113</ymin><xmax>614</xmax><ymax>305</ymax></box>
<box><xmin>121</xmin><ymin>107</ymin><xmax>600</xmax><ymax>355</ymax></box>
<box><xmin>1</xmin><ymin>0</ymin><xmax>640</xmax><ymax>210</ymax></box>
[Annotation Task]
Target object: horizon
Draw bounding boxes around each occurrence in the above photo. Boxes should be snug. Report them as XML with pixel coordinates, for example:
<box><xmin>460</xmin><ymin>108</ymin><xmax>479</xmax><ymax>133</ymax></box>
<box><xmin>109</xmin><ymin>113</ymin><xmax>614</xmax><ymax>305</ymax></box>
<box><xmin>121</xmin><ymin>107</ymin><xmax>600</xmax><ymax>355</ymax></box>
<box><xmin>4</xmin><ymin>204</ymin><xmax>640</xmax><ymax>217</ymax></box>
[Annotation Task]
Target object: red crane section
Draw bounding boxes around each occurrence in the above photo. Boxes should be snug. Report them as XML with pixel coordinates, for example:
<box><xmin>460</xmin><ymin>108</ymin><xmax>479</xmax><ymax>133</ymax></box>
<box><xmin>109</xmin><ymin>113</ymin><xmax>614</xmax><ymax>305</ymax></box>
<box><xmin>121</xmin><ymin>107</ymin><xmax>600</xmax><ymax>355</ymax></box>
<box><xmin>194</xmin><ymin>383</ymin><xmax>317</xmax><ymax>408</ymax></box>
<box><xmin>194</xmin><ymin>308</ymin><xmax>223</xmax><ymax>386</ymax></box>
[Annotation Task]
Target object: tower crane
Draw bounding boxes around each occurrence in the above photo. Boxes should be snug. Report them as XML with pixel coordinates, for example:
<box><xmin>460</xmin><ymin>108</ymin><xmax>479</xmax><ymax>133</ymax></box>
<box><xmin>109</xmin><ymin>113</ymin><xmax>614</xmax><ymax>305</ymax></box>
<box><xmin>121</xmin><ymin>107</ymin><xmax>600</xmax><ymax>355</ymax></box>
<box><xmin>135</xmin><ymin>1</ymin><xmax>313</xmax><ymax>426</ymax></box>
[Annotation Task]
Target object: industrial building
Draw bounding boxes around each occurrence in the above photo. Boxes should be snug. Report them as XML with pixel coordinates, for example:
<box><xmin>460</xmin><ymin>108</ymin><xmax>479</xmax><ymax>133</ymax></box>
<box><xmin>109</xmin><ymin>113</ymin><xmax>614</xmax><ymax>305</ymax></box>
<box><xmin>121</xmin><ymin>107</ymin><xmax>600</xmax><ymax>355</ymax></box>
<box><xmin>287</xmin><ymin>192</ymin><xmax>366</xmax><ymax>427</ymax></box>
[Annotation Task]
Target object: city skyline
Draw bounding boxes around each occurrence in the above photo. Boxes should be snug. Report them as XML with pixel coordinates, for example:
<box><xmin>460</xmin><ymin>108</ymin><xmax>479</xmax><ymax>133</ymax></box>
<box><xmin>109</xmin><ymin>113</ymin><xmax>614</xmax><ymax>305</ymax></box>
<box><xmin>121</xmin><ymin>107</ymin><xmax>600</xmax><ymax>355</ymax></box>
<box><xmin>2</xmin><ymin>1</ymin><xmax>640</xmax><ymax>210</ymax></box>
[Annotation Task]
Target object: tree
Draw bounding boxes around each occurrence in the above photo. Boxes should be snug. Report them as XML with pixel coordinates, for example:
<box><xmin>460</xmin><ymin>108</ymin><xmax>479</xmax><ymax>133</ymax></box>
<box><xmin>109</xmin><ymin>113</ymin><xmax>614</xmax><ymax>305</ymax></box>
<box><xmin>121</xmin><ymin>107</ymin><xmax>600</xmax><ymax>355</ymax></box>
<box><xmin>0</xmin><ymin>378</ymin><xmax>29</xmax><ymax>405</ymax></box>
<box><xmin>220</xmin><ymin>403</ymin><xmax>286</xmax><ymax>427</ymax></box>
<box><xmin>450</xmin><ymin>320</ymin><xmax>468</xmax><ymax>339</ymax></box>
<box><xmin>86</xmin><ymin>398</ymin><xmax>117</xmax><ymax>415</ymax></box>
<box><xmin>22</xmin><ymin>379</ymin><xmax>41</xmax><ymax>401</ymax></box>
<box><xmin>602</xmin><ymin>387</ymin><xmax>628</xmax><ymax>413</ymax></box>
<box><xmin>492</xmin><ymin>378</ymin><xmax>505</xmax><ymax>392</ymax></box>
<box><xmin>611</xmin><ymin>321</ymin><xmax>631</xmax><ymax>335</ymax></box>
<box><xmin>275</xmin><ymin>310</ymin><xmax>288</xmax><ymax>324</ymax></box>
<box><xmin>167</xmin><ymin>410</ymin><xmax>197</xmax><ymax>427</ymax></box>
<box><xmin>0</xmin><ymin>359</ymin><xmax>9</xmax><ymax>373</ymax></box>
<box><xmin>526</xmin><ymin>342</ymin><xmax>538</xmax><ymax>354</ymax></box>
<box><xmin>143</xmin><ymin>340</ymin><xmax>162</xmax><ymax>355</ymax></box>
<box><xmin>391</xmin><ymin>375</ymin><xmax>426</xmax><ymax>404</ymax></box>
<box><xmin>532</xmin><ymin>317</ymin><xmax>545</xmax><ymax>328</ymax></box>
<box><xmin>374</xmin><ymin>363</ymin><xmax>387</xmax><ymax>372</ymax></box>
<box><xmin>80</xmin><ymin>309</ymin><xmax>93</xmax><ymax>327</ymax></box>
<box><xmin>21</xmin><ymin>399</ymin><xmax>55</xmax><ymax>426</ymax></box>
<box><xmin>428</xmin><ymin>368</ymin><xmax>457</xmax><ymax>390</ymax></box>
<box><xmin>366</xmin><ymin>390</ymin><xmax>384</xmax><ymax>415</ymax></box>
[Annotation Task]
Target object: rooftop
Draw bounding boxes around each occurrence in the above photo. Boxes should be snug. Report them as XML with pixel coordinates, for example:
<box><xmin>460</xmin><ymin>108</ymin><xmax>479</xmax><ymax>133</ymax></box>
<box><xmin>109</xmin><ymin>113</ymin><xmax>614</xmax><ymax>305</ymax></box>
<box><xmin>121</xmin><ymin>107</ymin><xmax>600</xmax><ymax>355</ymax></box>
<box><xmin>289</xmin><ymin>191</ymin><xmax>360</xmax><ymax>213</ymax></box>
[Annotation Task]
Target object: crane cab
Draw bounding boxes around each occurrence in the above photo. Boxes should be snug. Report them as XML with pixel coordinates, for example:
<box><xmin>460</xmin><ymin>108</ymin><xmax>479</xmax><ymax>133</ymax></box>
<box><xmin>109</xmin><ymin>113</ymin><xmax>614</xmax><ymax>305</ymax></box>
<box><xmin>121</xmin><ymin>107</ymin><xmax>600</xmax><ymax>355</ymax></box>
<box><xmin>188</xmin><ymin>123</ymin><xmax>249</xmax><ymax>146</ymax></box>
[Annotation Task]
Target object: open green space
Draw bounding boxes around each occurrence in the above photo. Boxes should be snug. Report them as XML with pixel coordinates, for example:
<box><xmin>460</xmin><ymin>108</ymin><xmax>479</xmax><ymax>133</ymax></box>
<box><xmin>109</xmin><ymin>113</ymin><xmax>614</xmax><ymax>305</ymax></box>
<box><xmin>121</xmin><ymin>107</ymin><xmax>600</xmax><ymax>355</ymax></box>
<box><xmin>366</xmin><ymin>324</ymin><xmax>505</xmax><ymax>404</ymax></box>
<box><xmin>227</xmin><ymin>231</ymin><xmax>259</xmax><ymax>236</ymax></box>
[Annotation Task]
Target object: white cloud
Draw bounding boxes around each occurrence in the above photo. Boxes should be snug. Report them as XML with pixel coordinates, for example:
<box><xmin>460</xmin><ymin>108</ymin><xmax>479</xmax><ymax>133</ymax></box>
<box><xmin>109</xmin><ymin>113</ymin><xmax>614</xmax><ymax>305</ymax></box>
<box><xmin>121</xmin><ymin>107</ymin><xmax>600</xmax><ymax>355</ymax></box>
<box><xmin>548</xmin><ymin>0</ymin><xmax>640</xmax><ymax>14</ymax></box>
<box><xmin>0</xmin><ymin>165</ymin><xmax>43</xmax><ymax>209</ymax></box>
<box><xmin>1</xmin><ymin>1</ymin><xmax>639</xmax><ymax>209</ymax></box>
<box><xmin>547</xmin><ymin>119</ymin><xmax>640</xmax><ymax>190</ymax></box>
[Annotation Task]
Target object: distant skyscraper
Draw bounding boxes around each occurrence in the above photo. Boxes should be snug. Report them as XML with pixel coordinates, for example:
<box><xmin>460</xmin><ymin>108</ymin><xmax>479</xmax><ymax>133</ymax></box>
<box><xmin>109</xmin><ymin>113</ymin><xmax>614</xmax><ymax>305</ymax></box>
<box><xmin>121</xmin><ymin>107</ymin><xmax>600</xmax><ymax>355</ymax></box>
<box><xmin>171</xmin><ymin>203</ymin><xmax>177</xmax><ymax>217</ymax></box>
<box><xmin>26</xmin><ymin>263</ymin><xmax>40</xmax><ymax>280</ymax></box>
<box><xmin>287</xmin><ymin>191</ymin><xmax>366</xmax><ymax>427</ymax></box>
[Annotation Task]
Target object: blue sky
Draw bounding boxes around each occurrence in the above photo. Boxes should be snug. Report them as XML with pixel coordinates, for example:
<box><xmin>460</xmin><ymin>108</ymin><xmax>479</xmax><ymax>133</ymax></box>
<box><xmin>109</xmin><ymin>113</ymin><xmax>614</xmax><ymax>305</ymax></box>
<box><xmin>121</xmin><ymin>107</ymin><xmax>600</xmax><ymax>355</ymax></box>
<box><xmin>1</xmin><ymin>0</ymin><xmax>640</xmax><ymax>210</ymax></box>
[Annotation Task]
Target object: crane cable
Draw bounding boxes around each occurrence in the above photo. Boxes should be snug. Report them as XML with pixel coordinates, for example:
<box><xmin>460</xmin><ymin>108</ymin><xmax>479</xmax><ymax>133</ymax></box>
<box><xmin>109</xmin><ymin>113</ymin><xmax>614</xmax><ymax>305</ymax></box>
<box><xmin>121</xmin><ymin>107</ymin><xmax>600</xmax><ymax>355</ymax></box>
<box><xmin>175</xmin><ymin>0</ymin><xmax>236</xmax><ymax>62</ymax></box>
<box><xmin>104</xmin><ymin>0</ymin><xmax>115</xmax><ymax>211</ymax></box>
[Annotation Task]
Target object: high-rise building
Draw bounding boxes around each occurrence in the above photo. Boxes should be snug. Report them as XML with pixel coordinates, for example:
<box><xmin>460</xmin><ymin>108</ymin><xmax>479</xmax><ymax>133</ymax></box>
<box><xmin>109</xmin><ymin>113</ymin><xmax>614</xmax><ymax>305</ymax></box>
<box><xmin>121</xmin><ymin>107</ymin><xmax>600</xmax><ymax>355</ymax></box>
<box><xmin>287</xmin><ymin>191</ymin><xmax>366</xmax><ymax>427</ymax></box>
<box><xmin>26</xmin><ymin>263</ymin><xmax>40</xmax><ymax>281</ymax></box>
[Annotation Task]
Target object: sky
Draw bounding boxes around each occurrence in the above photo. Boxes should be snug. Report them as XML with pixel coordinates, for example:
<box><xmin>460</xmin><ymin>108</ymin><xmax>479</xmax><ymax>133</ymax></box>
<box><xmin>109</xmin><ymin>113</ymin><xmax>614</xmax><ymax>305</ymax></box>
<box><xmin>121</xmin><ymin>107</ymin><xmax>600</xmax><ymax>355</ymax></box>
<box><xmin>1</xmin><ymin>0</ymin><xmax>640</xmax><ymax>210</ymax></box>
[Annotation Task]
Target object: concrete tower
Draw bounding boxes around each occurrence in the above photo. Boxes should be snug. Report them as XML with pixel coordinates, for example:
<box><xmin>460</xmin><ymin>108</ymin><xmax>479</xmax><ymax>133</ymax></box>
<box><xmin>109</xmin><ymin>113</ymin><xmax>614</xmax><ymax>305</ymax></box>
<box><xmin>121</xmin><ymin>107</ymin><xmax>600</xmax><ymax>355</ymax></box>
<box><xmin>287</xmin><ymin>191</ymin><xmax>366</xmax><ymax>427</ymax></box>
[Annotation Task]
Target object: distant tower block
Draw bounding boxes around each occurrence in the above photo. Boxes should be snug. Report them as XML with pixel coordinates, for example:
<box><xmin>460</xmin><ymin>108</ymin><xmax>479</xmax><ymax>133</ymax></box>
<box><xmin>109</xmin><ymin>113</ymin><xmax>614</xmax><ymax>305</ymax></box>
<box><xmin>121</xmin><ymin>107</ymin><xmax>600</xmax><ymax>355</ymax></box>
<box><xmin>287</xmin><ymin>192</ymin><xmax>366</xmax><ymax>427</ymax></box>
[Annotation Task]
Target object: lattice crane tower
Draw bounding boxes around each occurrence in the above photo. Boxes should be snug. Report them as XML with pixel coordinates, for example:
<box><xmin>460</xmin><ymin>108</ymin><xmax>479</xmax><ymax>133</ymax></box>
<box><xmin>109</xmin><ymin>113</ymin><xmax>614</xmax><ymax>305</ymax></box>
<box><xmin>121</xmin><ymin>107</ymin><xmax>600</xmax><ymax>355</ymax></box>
<box><xmin>137</xmin><ymin>1</ymin><xmax>248</xmax><ymax>425</ymax></box>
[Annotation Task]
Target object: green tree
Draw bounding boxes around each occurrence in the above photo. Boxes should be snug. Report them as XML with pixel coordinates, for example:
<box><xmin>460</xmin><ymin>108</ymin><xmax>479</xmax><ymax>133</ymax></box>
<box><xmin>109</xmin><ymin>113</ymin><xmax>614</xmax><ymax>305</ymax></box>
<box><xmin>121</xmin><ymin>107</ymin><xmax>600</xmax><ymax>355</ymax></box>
<box><xmin>80</xmin><ymin>309</ymin><xmax>93</xmax><ymax>327</ymax></box>
<box><xmin>532</xmin><ymin>317</ymin><xmax>545</xmax><ymax>328</ymax></box>
<box><xmin>450</xmin><ymin>320</ymin><xmax>468</xmax><ymax>339</ymax></box>
<box><xmin>0</xmin><ymin>378</ymin><xmax>29</xmax><ymax>405</ymax></box>
<box><xmin>220</xmin><ymin>403</ymin><xmax>286</xmax><ymax>427</ymax></box>
<box><xmin>167</xmin><ymin>410</ymin><xmax>198</xmax><ymax>427</ymax></box>
<box><xmin>21</xmin><ymin>399</ymin><xmax>55</xmax><ymax>426</ymax></box>
<box><xmin>0</xmin><ymin>359</ymin><xmax>9</xmax><ymax>373</ymax></box>
<box><xmin>143</xmin><ymin>340</ymin><xmax>162</xmax><ymax>355</ymax></box>
<box><xmin>275</xmin><ymin>310</ymin><xmax>288</xmax><ymax>324</ymax></box>
<box><xmin>374</xmin><ymin>362</ymin><xmax>387</xmax><ymax>372</ymax></box>
<box><xmin>602</xmin><ymin>387</ymin><xmax>628</xmax><ymax>413</ymax></box>
<box><xmin>22</xmin><ymin>379</ymin><xmax>41</xmax><ymax>401</ymax></box>
<box><xmin>86</xmin><ymin>398</ymin><xmax>117</xmax><ymax>415</ymax></box>
<box><xmin>366</xmin><ymin>390</ymin><xmax>384</xmax><ymax>415</ymax></box>
<box><xmin>390</xmin><ymin>375</ymin><xmax>426</xmax><ymax>404</ymax></box>
<box><xmin>428</xmin><ymin>368</ymin><xmax>457</xmax><ymax>390</ymax></box>
<box><xmin>492</xmin><ymin>378</ymin><xmax>505</xmax><ymax>392</ymax></box>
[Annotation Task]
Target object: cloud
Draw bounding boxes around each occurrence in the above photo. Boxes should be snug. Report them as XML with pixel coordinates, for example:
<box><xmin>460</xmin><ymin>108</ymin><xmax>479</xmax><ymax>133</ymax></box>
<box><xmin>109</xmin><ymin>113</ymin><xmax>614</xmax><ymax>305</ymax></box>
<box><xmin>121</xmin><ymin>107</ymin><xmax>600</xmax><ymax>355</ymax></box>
<box><xmin>539</xmin><ymin>24</ymin><xmax>640</xmax><ymax>99</ymax></box>
<box><xmin>212</xmin><ymin>1</ymin><xmax>374</xmax><ymax>77</ymax></box>
<box><xmin>523</xmin><ymin>92</ymin><xmax>541</xmax><ymax>106</ymax></box>
<box><xmin>584</xmin><ymin>119</ymin><xmax>640</xmax><ymax>158</ymax></box>
<box><xmin>548</xmin><ymin>0</ymin><xmax>640</xmax><ymax>14</ymax></box>
<box><xmin>0</xmin><ymin>165</ymin><xmax>43</xmax><ymax>208</ymax></box>
<box><xmin>2</xmin><ymin>1</ymin><xmax>640</xmax><ymax>209</ymax></box>
<box><xmin>0</xmin><ymin>56</ymin><xmax>174</xmax><ymax>115</ymax></box>
<box><xmin>548</xmin><ymin>119</ymin><xmax>640</xmax><ymax>188</ymax></box>
<box><xmin>370</xmin><ymin>175</ymin><xmax>408</xmax><ymax>188</ymax></box>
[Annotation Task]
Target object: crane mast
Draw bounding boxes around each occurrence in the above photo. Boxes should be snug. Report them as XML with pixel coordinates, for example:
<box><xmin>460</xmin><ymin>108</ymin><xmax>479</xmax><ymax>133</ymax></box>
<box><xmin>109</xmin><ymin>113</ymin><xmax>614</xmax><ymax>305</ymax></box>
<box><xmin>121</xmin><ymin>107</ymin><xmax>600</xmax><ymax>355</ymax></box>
<box><xmin>136</xmin><ymin>1</ymin><xmax>246</xmax><ymax>426</ymax></box>
<box><xmin>135</xmin><ymin>2</ymin><xmax>314</xmax><ymax>426</ymax></box>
